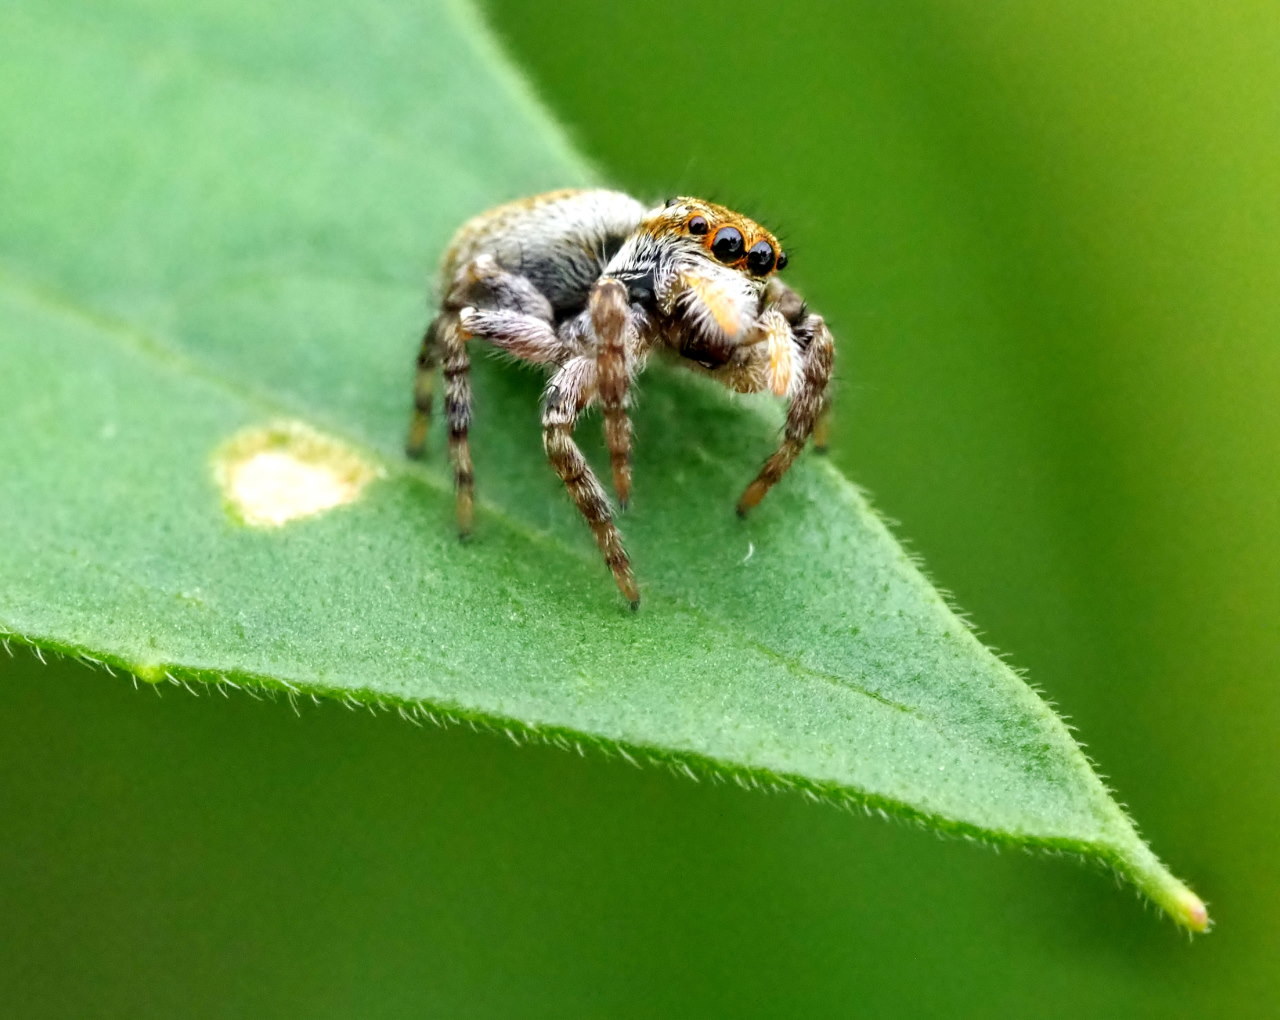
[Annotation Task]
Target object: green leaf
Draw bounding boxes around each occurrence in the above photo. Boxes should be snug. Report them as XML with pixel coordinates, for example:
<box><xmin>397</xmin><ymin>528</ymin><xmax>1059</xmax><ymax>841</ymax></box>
<box><xmin>0</xmin><ymin>0</ymin><xmax>1205</xmax><ymax>929</ymax></box>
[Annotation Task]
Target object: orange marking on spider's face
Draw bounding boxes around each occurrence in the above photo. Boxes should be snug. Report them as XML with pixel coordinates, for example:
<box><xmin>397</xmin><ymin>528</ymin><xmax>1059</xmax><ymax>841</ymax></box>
<box><xmin>647</xmin><ymin>198</ymin><xmax>784</xmax><ymax>277</ymax></box>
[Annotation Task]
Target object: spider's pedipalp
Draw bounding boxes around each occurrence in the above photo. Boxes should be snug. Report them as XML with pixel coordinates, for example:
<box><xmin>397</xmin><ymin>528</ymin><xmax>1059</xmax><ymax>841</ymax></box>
<box><xmin>751</xmin><ymin>306</ymin><xmax>796</xmax><ymax>397</ymax></box>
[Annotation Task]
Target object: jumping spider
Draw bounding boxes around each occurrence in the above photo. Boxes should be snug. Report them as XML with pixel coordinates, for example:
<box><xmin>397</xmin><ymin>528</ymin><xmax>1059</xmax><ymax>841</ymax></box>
<box><xmin>406</xmin><ymin>189</ymin><xmax>834</xmax><ymax>608</ymax></box>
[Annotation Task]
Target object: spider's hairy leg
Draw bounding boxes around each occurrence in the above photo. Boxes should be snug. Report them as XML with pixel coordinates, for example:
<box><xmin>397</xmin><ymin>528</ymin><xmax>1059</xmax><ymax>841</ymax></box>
<box><xmin>440</xmin><ymin>314</ymin><xmax>475</xmax><ymax>537</ymax></box>
<box><xmin>428</xmin><ymin>255</ymin><xmax>556</xmax><ymax>536</ymax></box>
<box><xmin>543</xmin><ymin>357</ymin><xmax>640</xmax><ymax>609</ymax></box>
<box><xmin>406</xmin><ymin>315</ymin><xmax>442</xmax><ymax>458</ymax></box>
<box><xmin>459</xmin><ymin>308</ymin><xmax>567</xmax><ymax>364</ymax></box>
<box><xmin>589</xmin><ymin>278</ymin><xmax>634</xmax><ymax>509</ymax></box>
<box><xmin>737</xmin><ymin>313</ymin><xmax>835</xmax><ymax>516</ymax></box>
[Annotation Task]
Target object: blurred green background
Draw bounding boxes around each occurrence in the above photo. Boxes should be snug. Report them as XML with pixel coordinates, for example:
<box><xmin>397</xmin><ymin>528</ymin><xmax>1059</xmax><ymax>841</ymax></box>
<box><xmin>2</xmin><ymin>1</ymin><xmax>1277</xmax><ymax>1015</ymax></box>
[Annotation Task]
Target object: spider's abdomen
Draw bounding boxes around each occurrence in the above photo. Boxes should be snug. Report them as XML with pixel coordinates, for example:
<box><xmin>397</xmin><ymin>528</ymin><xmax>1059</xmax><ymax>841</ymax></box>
<box><xmin>440</xmin><ymin>189</ymin><xmax>646</xmax><ymax>316</ymax></box>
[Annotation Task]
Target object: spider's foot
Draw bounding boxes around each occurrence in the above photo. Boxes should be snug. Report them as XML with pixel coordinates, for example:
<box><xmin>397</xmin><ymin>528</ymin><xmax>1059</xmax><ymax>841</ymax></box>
<box><xmin>610</xmin><ymin>462</ymin><xmax>632</xmax><ymax>513</ymax></box>
<box><xmin>455</xmin><ymin>493</ymin><xmax>474</xmax><ymax>540</ymax></box>
<box><xmin>611</xmin><ymin>559</ymin><xmax>640</xmax><ymax>610</ymax></box>
<box><xmin>405</xmin><ymin>417</ymin><xmax>429</xmax><ymax>460</ymax></box>
<box><xmin>736</xmin><ymin>478</ymin><xmax>768</xmax><ymax>517</ymax></box>
<box><xmin>813</xmin><ymin>415</ymin><xmax>831</xmax><ymax>453</ymax></box>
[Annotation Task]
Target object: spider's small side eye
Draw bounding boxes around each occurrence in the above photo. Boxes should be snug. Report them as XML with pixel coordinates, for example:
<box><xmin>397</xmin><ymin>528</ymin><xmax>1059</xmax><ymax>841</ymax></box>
<box><xmin>776</xmin><ymin>250</ymin><xmax>789</xmax><ymax>271</ymax></box>
<box><xmin>687</xmin><ymin>215</ymin><xmax>709</xmax><ymax>235</ymax></box>
<box><xmin>711</xmin><ymin>226</ymin><xmax>744</xmax><ymax>262</ymax></box>
<box><xmin>664</xmin><ymin>196</ymin><xmax>679</xmax><ymax>208</ymax></box>
<box><xmin>746</xmin><ymin>240</ymin><xmax>776</xmax><ymax>275</ymax></box>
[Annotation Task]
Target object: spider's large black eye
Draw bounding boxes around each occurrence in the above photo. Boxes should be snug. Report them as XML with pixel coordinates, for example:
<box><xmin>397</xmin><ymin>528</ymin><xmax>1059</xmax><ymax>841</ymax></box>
<box><xmin>711</xmin><ymin>226</ymin><xmax>745</xmax><ymax>262</ymax></box>
<box><xmin>687</xmin><ymin>215</ymin><xmax>709</xmax><ymax>235</ymax></box>
<box><xmin>776</xmin><ymin>250</ymin><xmax>789</xmax><ymax>271</ymax></box>
<box><xmin>746</xmin><ymin>240</ymin><xmax>776</xmax><ymax>275</ymax></box>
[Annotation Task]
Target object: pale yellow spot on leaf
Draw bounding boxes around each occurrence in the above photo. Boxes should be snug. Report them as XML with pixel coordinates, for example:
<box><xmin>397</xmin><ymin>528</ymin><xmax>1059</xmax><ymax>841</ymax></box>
<box><xmin>214</xmin><ymin>422</ymin><xmax>381</xmax><ymax>528</ymax></box>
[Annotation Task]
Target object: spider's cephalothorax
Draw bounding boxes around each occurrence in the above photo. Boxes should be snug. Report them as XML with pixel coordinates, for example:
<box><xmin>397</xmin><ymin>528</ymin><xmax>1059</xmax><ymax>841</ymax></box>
<box><xmin>406</xmin><ymin>189</ymin><xmax>834</xmax><ymax>608</ymax></box>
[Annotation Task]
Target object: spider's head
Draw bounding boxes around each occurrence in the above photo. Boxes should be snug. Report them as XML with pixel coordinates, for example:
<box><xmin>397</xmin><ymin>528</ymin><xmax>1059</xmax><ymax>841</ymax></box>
<box><xmin>607</xmin><ymin>197</ymin><xmax>788</xmax><ymax>345</ymax></box>
<box><xmin>645</xmin><ymin>197</ymin><xmax>787</xmax><ymax>339</ymax></box>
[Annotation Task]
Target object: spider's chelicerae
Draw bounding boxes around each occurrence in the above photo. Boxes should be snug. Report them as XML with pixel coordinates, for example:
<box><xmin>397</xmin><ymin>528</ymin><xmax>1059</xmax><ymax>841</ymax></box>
<box><xmin>406</xmin><ymin>189</ymin><xmax>834</xmax><ymax>608</ymax></box>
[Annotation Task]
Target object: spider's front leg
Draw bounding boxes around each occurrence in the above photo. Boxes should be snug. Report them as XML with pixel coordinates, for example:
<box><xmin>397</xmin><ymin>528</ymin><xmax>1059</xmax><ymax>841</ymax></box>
<box><xmin>542</xmin><ymin>279</ymin><xmax>640</xmax><ymax>607</ymax></box>
<box><xmin>736</xmin><ymin>297</ymin><xmax>835</xmax><ymax>516</ymax></box>
<box><xmin>591</xmin><ymin>278</ymin><xmax>635</xmax><ymax>508</ymax></box>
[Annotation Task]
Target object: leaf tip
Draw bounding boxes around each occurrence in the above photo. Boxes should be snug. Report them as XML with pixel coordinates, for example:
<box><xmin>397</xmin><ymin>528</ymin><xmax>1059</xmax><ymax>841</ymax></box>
<box><xmin>1172</xmin><ymin>886</ymin><xmax>1211</xmax><ymax>933</ymax></box>
<box><xmin>1114</xmin><ymin>839</ymin><xmax>1212</xmax><ymax>932</ymax></box>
